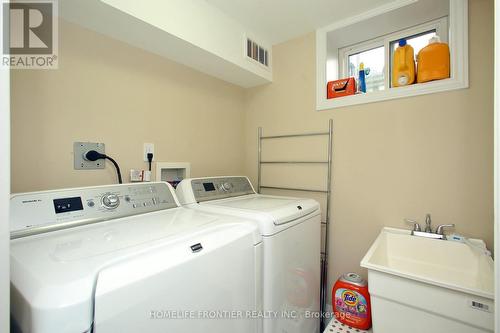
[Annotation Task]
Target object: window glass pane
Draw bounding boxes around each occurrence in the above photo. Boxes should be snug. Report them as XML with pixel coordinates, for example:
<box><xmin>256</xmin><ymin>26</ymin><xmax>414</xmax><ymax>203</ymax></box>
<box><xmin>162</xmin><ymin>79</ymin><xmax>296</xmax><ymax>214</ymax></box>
<box><xmin>391</xmin><ymin>30</ymin><xmax>436</xmax><ymax>55</ymax></box>
<box><xmin>348</xmin><ymin>46</ymin><xmax>385</xmax><ymax>93</ymax></box>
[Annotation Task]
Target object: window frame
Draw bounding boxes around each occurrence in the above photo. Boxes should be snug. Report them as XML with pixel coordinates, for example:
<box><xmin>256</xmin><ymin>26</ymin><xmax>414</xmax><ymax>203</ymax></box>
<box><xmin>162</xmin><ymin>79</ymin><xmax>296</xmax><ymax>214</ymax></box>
<box><xmin>340</xmin><ymin>39</ymin><xmax>386</xmax><ymax>91</ymax></box>
<box><xmin>316</xmin><ymin>0</ymin><xmax>468</xmax><ymax>110</ymax></box>
<box><xmin>338</xmin><ymin>17</ymin><xmax>448</xmax><ymax>92</ymax></box>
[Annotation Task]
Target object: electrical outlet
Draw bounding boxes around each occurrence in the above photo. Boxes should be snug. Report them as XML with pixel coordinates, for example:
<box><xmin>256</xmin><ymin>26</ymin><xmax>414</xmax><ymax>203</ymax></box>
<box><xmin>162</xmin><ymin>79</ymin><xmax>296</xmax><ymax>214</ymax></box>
<box><xmin>144</xmin><ymin>143</ymin><xmax>154</xmax><ymax>162</ymax></box>
<box><xmin>74</xmin><ymin>142</ymin><xmax>105</xmax><ymax>169</ymax></box>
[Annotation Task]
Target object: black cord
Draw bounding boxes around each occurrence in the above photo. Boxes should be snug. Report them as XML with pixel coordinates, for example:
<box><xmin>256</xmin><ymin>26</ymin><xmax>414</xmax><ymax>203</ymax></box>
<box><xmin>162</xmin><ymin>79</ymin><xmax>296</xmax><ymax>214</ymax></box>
<box><xmin>84</xmin><ymin>150</ymin><xmax>123</xmax><ymax>184</ymax></box>
<box><xmin>105</xmin><ymin>156</ymin><xmax>123</xmax><ymax>184</ymax></box>
<box><xmin>147</xmin><ymin>153</ymin><xmax>153</xmax><ymax>172</ymax></box>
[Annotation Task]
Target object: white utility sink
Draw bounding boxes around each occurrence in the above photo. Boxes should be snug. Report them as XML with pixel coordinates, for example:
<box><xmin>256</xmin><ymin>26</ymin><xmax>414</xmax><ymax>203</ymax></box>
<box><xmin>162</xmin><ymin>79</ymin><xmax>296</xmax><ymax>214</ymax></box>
<box><xmin>361</xmin><ymin>227</ymin><xmax>494</xmax><ymax>333</ymax></box>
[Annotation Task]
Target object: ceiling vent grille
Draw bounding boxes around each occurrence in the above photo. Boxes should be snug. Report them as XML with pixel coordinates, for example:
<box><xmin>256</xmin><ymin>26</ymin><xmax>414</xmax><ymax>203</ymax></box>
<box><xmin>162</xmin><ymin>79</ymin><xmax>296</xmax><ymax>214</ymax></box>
<box><xmin>246</xmin><ymin>38</ymin><xmax>269</xmax><ymax>67</ymax></box>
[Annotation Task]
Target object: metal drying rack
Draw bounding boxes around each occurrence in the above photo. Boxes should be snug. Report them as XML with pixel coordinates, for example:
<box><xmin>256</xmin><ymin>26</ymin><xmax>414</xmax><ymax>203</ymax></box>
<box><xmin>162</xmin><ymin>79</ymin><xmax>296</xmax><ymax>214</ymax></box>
<box><xmin>257</xmin><ymin>119</ymin><xmax>333</xmax><ymax>332</ymax></box>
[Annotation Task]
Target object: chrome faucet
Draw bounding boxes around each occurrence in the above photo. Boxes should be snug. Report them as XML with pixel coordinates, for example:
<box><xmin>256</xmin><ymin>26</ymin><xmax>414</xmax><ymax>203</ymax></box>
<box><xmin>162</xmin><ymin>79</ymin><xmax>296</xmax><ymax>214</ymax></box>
<box><xmin>404</xmin><ymin>218</ymin><xmax>421</xmax><ymax>232</ymax></box>
<box><xmin>404</xmin><ymin>213</ymin><xmax>455</xmax><ymax>240</ymax></box>
<box><xmin>424</xmin><ymin>214</ymin><xmax>432</xmax><ymax>233</ymax></box>
<box><xmin>436</xmin><ymin>224</ymin><xmax>455</xmax><ymax>235</ymax></box>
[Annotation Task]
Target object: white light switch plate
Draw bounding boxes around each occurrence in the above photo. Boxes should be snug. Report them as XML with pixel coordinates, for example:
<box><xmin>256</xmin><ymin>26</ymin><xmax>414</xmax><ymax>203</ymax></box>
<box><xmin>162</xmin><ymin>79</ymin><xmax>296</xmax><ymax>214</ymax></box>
<box><xmin>144</xmin><ymin>143</ymin><xmax>154</xmax><ymax>162</ymax></box>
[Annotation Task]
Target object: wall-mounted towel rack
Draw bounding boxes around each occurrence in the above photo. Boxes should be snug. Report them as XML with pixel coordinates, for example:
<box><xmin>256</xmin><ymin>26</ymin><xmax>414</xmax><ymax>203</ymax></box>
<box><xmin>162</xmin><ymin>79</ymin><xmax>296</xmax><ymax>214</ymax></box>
<box><xmin>257</xmin><ymin>119</ymin><xmax>333</xmax><ymax>332</ymax></box>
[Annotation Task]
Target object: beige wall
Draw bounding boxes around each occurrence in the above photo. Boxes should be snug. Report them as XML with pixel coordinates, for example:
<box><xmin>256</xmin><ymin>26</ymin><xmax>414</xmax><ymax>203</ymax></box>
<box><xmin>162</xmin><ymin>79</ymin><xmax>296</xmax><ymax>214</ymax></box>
<box><xmin>11</xmin><ymin>20</ymin><xmax>246</xmax><ymax>193</ymax></box>
<box><xmin>11</xmin><ymin>0</ymin><xmax>494</xmax><ymax>307</ymax></box>
<box><xmin>243</xmin><ymin>0</ymin><xmax>494</xmax><ymax>299</ymax></box>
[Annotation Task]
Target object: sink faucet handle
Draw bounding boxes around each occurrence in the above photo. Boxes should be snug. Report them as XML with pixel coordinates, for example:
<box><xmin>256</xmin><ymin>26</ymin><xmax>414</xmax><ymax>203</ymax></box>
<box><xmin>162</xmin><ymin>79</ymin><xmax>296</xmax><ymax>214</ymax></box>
<box><xmin>424</xmin><ymin>214</ymin><xmax>432</xmax><ymax>233</ymax></box>
<box><xmin>404</xmin><ymin>218</ymin><xmax>422</xmax><ymax>231</ymax></box>
<box><xmin>435</xmin><ymin>224</ymin><xmax>455</xmax><ymax>235</ymax></box>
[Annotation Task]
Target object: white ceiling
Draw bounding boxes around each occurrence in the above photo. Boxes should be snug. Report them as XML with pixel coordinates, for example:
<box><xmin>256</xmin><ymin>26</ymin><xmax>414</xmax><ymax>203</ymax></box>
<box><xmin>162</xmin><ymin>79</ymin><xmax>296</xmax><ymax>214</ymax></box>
<box><xmin>205</xmin><ymin>0</ymin><xmax>395</xmax><ymax>45</ymax></box>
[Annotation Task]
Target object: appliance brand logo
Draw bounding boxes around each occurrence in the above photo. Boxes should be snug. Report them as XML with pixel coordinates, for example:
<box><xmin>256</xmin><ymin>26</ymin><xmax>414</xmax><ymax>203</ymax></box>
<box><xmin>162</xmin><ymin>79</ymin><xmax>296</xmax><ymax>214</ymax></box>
<box><xmin>2</xmin><ymin>0</ymin><xmax>58</xmax><ymax>69</ymax></box>
<box><xmin>21</xmin><ymin>199</ymin><xmax>42</xmax><ymax>204</ymax></box>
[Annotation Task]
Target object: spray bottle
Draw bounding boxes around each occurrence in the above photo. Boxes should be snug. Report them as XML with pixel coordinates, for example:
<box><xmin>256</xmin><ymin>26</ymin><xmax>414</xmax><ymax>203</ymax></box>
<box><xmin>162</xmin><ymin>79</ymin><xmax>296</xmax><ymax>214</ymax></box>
<box><xmin>358</xmin><ymin>62</ymin><xmax>367</xmax><ymax>93</ymax></box>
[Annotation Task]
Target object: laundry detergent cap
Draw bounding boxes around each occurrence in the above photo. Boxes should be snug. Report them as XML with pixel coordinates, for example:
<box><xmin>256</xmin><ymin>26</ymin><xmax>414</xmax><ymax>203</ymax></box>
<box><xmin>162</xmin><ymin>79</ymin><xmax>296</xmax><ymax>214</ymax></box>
<box><xmin>339</xmin><ymin>272</ymin><xmax>366</xmax><ymax>286</ymax></box>
<box><xmin>428</xmin><ymin>36</ymin><xmax>441</xmax><ymax>44</ymax></box>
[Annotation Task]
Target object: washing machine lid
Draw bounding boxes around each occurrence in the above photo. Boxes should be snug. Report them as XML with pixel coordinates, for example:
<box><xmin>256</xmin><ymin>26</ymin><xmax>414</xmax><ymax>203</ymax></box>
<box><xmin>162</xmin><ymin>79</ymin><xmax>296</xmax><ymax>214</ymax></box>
<box><xmin>205</xmin><ymin>194</ymin><xmax>319</xmax><ymax>225</ymax></box>
<box><xmin>10</xmin><ymin>184</ymin><xmax>260</xmax><ymax>333</ymax></box>
<box><xmin>176</xmin><ymin>177</ymin><xmax>320</xmax><ymax>231</ymax></box>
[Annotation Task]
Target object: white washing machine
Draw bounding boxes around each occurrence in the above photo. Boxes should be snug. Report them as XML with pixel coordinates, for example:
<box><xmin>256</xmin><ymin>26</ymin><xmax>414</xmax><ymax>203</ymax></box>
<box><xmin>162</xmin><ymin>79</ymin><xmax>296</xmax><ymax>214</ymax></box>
<box><xmin>10</xmin><ymin>182</ymin><xmax>262</xmax><ymax>333</ymax></box>
<box><xmin>176</xmin><ymin>176</ymin><xmax>321</xmax><ymax>333</ymax></box>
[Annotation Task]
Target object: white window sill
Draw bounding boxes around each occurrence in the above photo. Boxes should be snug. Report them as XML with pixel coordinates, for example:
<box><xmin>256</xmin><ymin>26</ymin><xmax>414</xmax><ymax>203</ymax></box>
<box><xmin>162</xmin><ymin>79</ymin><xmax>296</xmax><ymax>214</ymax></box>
<box><xmin>316</xmin><ymin>78</ymin><xmax>468</xmax><ymax>111</ymax></box>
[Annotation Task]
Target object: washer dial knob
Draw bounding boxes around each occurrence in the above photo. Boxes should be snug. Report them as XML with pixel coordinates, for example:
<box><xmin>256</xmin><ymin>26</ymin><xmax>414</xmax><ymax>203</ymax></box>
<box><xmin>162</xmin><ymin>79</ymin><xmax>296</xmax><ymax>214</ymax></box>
<box><xmin>221</xmin><ymin>182</ymin><xmax>233</xmax><ymax>192</ymax></box>
<box><xmin>102</xmin><ymin>193</ymin><xmax>120</xmax><ymax>209</ymax></box>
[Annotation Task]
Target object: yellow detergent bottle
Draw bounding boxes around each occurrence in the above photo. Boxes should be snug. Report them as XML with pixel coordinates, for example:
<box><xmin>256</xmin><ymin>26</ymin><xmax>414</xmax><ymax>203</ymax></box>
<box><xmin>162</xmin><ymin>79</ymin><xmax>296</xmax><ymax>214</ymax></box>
<box><xmin>417</xmin><ymin>36</ymin><xmax>450</xmax><ymax>83</ymax></box>
<box><xmin>392</xmin><ymin>39</ymin><xmax>416</xmax><ymax>87</ymax></box>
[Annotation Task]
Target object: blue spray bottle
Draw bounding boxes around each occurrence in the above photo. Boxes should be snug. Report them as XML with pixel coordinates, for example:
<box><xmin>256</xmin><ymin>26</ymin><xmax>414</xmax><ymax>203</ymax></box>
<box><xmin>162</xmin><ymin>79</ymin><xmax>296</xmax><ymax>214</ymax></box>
<box><xmin>358</xmin><ymin>62</ymin><xmax>367</xmax><ymax>93</ymax></box>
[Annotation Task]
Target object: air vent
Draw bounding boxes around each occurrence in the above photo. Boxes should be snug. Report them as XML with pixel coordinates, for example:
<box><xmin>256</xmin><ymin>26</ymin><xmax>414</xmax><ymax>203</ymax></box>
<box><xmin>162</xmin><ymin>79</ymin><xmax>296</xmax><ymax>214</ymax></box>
<box><xmin>246</xmin><ymin>38</ymin><xmax>269</xmax><ymax>67</ymax></box>
<box><xmin>470</xmin><ymin>300</ymin><xmax>491</xmax><ymax>312</ymax></box>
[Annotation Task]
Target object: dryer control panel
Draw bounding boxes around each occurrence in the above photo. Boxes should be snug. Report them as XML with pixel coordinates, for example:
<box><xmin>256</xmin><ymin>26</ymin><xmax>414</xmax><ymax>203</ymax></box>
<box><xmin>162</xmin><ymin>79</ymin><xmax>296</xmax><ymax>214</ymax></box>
<box><xmin>10</xmin><ymin>182</ymin><xmax>178</xmax><ymax>239</ymax></box>
<box><xmin>188</xmin><ymin>177</ymin><xmax>255</xmax><ymax>202</ymax></box>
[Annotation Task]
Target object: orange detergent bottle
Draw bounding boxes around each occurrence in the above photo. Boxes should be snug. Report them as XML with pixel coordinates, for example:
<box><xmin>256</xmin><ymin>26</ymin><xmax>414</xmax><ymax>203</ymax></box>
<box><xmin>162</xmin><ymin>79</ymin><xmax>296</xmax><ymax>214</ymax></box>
<box><xmin>332</xmin><ymin>273</ymin><xmax>372</xmax><ymax>330</ymax></box>
<box><xmin>417</xmin><ymin>36</ymin><xmax>450</xmax><ymax>83</ymax></box>
<box><xmin>392</xmin><ymin>38</ymin><xmax>416</xmax><ymax>87</ymax></box>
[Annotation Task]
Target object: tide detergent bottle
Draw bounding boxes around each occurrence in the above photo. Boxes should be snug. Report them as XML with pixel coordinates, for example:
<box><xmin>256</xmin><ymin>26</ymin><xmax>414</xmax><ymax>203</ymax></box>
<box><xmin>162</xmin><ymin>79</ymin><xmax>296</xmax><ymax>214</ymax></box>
<box><xmin>332</xmin><ymin>273</ymin><xmax>372</xmax><ymax>330</ymax></box>
<box><xmin>392</xmin><ymin>38</ymin><xmax>416</xmax><ymax>87</ymax></box>
<box><xmin>417</xmin><ymin>36</ymin><xmax>450</xmax><ymax>83</ymax></box>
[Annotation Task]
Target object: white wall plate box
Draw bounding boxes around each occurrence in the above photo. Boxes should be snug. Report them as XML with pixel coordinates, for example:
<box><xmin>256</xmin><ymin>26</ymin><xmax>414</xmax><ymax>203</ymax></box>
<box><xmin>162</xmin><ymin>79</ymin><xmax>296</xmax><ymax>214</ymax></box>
<box><xmin>155</xmin><ymin>162</ymin><xmax>190</xmax><ymax>187</ymax></box>
<box><xmin>130</xmin><ymin>170</ymin><xmax>152</xmax><ymax>182</ymax></box>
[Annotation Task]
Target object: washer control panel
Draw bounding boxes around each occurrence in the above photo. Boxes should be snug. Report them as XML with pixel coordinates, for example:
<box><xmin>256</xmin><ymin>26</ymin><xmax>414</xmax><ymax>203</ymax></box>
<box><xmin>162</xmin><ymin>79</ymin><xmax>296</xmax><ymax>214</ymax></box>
<box><xmin>10</xmin><ymin>182</ymin><xmax>178</xmax><ymax>238</ymax></box>
<box><xmin>190</xmin><ymin>177</ymin><xmax>255</xmax><ymax>202</ymax></box>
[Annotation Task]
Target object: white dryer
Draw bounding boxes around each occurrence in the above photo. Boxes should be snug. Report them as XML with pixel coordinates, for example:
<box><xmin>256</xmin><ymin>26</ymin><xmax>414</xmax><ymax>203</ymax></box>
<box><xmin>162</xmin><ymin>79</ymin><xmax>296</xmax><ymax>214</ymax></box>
<box><xmin>10</xmin><ymin>182</ymin><xmax>262</xmax><ymax>333</ymax></box>
<box><xmin>176</xmin><ymin>176</ymin><xmax>321</xmax><ymax>333</ymax></box>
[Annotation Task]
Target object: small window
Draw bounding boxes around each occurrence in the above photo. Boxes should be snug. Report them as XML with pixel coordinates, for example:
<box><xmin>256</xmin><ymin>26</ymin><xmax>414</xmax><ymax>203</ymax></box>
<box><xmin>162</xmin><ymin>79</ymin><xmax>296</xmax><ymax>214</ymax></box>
<box><xmin>338</xmin><ymin>17</ymin><xmax>448</xmax><ymax>93</ymax></box>
<box><xmin>317</xmin><ymin>0</ymin><xmax>468</xmax><ymax>110</ymax></box>
<box><xmin>347</xmin><ymin>46</ymin><xmax>385</xmax><ymax>92</ymax></box>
